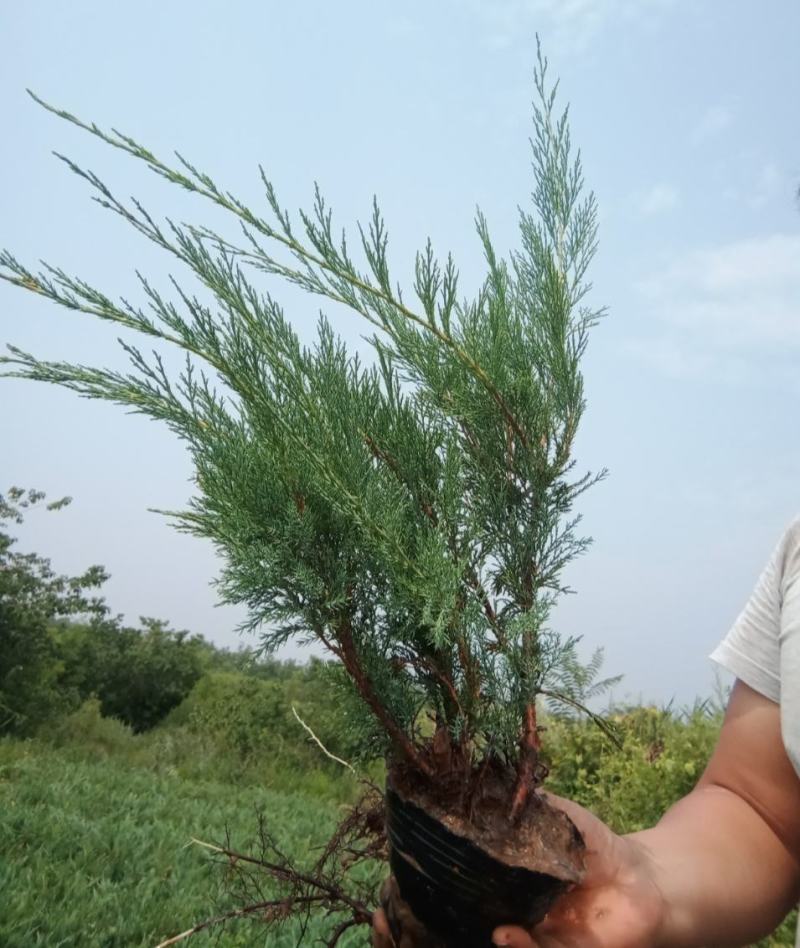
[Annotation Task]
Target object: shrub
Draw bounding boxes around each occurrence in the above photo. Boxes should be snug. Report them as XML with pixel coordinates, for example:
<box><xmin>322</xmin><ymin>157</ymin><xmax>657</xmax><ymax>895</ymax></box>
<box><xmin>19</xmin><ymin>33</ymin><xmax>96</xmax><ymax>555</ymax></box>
<box><xmin>53</xmin><ymin>617</ymin><xmax>206</xmax><ymax>732</ymax></box>
<box><xmin>181</xmin><ymin>672</ymin><xmax>298</xmax><ymax>759</ymax></box>
<box><xmin>46</xmin><ymin>698</ymin><xmax>135</xmax><ymax>757</ymax></box>
<box><xmin>545</xmin><ymin>705</ymin><xmax>721</xmax><ymax>833</ymax></box>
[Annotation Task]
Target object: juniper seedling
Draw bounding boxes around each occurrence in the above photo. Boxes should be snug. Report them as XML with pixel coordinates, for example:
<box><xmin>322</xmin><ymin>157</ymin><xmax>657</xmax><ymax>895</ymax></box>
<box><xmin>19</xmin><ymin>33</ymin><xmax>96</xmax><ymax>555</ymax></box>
<box><xmin>2</xmin><ymin>41</ymin><xmax>614</xmax><ymax>943</ymax></box>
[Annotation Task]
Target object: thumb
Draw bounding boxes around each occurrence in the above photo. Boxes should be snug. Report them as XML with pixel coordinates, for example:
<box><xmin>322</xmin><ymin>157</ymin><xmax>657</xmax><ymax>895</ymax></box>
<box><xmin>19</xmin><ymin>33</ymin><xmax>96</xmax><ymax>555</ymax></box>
<box><xmin>492</xmin><ymin>924</ymin><xmax>539</xmax><ymax>948</ymax></box>
<box><xmin>540</xmin><ymin>791</ymin><xmax>607</xmax><ymax>839</ymax></box>
<box><xmin>539</xmin><ymin>791</ymin><xmax>621</xmax><ymax>883</ymax></box>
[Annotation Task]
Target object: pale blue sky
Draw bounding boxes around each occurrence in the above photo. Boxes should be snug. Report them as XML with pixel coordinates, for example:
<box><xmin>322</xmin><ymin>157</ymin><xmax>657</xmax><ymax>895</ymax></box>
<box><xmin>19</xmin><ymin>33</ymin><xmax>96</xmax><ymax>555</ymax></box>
<box><xmin>2</xmin><ymin>1</ymin><xmax>799</xmax><ymax>704</ymax></box>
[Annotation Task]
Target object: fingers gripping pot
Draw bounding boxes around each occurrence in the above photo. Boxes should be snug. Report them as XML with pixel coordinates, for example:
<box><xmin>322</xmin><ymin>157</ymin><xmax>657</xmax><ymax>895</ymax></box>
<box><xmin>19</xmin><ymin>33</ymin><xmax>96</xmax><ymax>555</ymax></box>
<box><xmin>384</xmin><ymin>780</ymin><xmax>586</xmax><ymax>948</ymax></box>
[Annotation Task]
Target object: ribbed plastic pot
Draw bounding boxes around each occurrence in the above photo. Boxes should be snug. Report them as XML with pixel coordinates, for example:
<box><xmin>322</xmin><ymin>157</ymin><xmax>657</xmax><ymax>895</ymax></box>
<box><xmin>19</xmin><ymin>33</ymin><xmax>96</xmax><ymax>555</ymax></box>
<box><xmin>385</xmin><ymin>783</ymin><xmax>576</xmax><ymax>948</ymax></box>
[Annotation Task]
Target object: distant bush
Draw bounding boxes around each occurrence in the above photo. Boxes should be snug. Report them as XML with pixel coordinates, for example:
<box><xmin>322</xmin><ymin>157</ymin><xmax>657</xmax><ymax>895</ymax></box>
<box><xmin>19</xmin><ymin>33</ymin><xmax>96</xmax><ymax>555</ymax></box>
<box><xmin>46</xmin><ymin>697</ymin><xmax>135</xmax><ymax>756</ymax></box>
<box><xmin>174</xmin><ymin>661</ymin><xmax>359</xmax><ymax>767</ymax></box>
<box><xmin>545</xmin><ymin>704</ymin><xmax>721</xmax><ymax>833</ymax></box>
<box><xmin>0</xmin><ymin>487</ymin><xmax>250</xmax><ymax>737</ymax></box>
<box><xmin>179</xmin><ymin>672</ymin><xmax>298</xmax><ymax>758</ymax></box>
<box><xmin>53</xmin><ymin>617</ymin><xmax>208</xmax><ymax>732</ymax></box>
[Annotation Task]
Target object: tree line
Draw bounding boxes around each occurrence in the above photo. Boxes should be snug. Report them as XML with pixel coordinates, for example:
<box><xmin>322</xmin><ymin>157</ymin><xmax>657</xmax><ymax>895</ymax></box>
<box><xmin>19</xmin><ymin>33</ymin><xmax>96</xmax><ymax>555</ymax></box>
<box><xmin>0</xmin><ymin>486</ymin><xmax>290</xmax><ymax>737</ymax></box>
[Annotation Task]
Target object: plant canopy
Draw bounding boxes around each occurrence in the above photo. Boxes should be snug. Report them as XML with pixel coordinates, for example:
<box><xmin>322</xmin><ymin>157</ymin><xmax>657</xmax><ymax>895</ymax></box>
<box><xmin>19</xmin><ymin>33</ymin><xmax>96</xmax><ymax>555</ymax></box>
<box><xmin>1</xmin><ymin>42</ymin><xmax>613</xmax><ymax>817</ymax></box>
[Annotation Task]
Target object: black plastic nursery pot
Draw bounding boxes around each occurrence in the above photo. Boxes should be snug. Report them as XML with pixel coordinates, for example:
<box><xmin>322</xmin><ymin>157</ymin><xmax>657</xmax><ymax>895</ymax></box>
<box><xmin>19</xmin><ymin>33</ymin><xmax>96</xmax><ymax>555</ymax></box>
<box><xmin>385</xmin><ymin>781</ymin><xmax>584</xmax><ymax>948</ymax></box>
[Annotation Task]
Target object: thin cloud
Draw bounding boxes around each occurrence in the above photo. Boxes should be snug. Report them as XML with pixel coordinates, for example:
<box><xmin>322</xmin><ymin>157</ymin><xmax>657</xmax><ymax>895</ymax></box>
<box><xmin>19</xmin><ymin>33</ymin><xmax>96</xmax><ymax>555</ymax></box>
<box><xmin>622</xmin><ymin>337</ymin><xmax>750</xmax><ymax>384</ymax></box>
<box><xmin>748</xmin><ymin>161</ymin><xmax>787</xmax><ymax>209</ymax></box>
<box><xmin>691</xmin><ymin>105</ymin><xmax>733</xmax><ymax>144</ymax></box>
<box><xmin>628</xmin><ymin>233</ymin><xmax>800</xmax><ymax>382</ymax></box>
<box><xmin>723</xmin><ymin>160</ymin><xmax>793</xmax><ymax>210</ymax></box>
<box><xmin>638</xmin><ymin>234</ymin><xmax>800</xmax><ymax>301</ymax></box>
<box><xmin>457</xmin><ymin>0</ymin><xmax>678</xmax><ymax>55</ymax></box>
<box><xmin>638</xmin><ymin>183</ymin><xmax>680</xmax><ymax>215</ymax></box>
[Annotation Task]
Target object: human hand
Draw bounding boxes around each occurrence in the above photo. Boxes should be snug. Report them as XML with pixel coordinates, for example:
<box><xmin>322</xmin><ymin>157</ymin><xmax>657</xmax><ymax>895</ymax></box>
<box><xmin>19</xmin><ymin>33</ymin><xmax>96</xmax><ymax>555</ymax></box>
<box><xmin>372</xmin><ymin>794</ymin><xmax>667</xmax><ymax>948</ymax></box>
<box><xmin>493</xmin><ymin>793</ymin><xmax>667</xmax><ymax>948</ymax></box>
<box><xmin>372</xmin><ymin>876</ymin><xmax>438</xmax><ymax>948</ymax></box>
<box><xmin>372</xmin><ymin>906</ymin><xmax>394</xmax><ymax>948</ymax></box>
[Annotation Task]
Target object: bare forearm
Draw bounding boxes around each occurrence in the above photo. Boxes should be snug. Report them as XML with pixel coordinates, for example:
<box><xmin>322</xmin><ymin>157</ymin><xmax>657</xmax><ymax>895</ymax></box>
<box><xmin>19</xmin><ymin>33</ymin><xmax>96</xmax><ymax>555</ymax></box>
<box><xmin>629</xmin><ymin>785</ymin><xmax>800</xmax><ymax>947</ymax></box>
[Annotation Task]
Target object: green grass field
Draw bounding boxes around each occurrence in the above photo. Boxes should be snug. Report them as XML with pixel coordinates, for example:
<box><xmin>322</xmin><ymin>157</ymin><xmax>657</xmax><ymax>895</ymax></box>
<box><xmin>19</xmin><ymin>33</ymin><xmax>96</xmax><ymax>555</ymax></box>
<box><xmin>0</xmin><ymin>738</ymin><xmax>363</xmax><ymax>948</ymax></box>
<box><xmin>2</xmin><ymin>702</ymin><xmax>796</xmax><ymax>947</ymax></box>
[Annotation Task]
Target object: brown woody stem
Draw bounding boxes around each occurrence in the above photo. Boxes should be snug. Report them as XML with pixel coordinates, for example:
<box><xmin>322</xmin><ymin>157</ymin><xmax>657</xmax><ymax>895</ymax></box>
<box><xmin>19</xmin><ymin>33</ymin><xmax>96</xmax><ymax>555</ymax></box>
<box><xmin>509</xmin><ymin>702</ymin><xmax>542</xmax><ymax>821</ymax></box>
<box><xmin>336</xmin><ymin>614</ymin><xmax>434</xmax><ymax>779</ymax></box>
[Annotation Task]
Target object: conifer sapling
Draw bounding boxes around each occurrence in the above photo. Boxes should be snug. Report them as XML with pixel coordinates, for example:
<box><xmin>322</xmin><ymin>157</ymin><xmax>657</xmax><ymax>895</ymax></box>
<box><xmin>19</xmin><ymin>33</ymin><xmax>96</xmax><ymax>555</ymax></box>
<box><xmin>1</xmin><ymin>41</ymin><xmax>614</xmax><ymax>948</ymax></box>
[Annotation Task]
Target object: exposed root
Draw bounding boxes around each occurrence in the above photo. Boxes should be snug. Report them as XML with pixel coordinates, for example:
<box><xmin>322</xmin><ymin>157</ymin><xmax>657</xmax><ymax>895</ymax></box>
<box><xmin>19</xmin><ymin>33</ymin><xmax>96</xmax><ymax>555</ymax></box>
<box><xmin>291</xmin><ymin>704</ymin><xmax>357</xmax><ymax>774</ymax></box>
<box><xmin>156</xmin><ymin>788</ymin><xmax>385</xmax><ymax>947</ymax></box>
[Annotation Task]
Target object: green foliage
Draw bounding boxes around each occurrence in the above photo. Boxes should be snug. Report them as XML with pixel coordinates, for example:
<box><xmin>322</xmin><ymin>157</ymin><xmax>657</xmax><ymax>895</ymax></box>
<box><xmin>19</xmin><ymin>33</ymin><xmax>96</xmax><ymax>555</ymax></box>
<box><xmin>1</xmin><ymin>44</ymin><xmax>606</xmax><ymax>767</ymax></box>
<box><xmin>47</xmin><ymin>696</ymin><xmax>136</xmax><ymax>755</ymax></box>
<box><xmin>2</xmin><ymin>709</ymin><xmax>795</xmax><ymax>947</ymax></box>
<box><xmin>0</xmin><ymin>739</ymin><xmax>361</xmax><ymax>948</ymax></box>
<box><xmin>176</xmin><ymin>661</ymin><xmax>375</xmax><ymax>769</ymax></box>
<box><xmin>183</xmin><ymin>671</ymin><xmax>315</xmax><ymax>759</ymax></box>
<box><xmin>546</xmin><ymin>705</ymin><xmax>721</xmax><ymax>832</ymax></box>
<box><xmin>0</xmin><ymin>488</ymin><xmax>108</xmax><ymax>735</ymax></box>
<box><xmin>0</xmin><ymin>488</ymin><xmax>242</xmax><ymax>736</ymax></box>
<box><xmin>53</xmin><ymin>616</ymin><xmax>207</xmax><ymax>732</ymax></box>
<box><xmin>41</xmin><ymin>691</ymin><xmax>363</xmax><ymax>800</ymax></box>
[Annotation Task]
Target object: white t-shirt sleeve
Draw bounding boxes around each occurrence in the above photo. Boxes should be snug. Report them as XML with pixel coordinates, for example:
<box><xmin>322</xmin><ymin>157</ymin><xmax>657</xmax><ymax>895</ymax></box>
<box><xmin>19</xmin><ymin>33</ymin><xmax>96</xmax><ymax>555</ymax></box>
<box><xmin>711</xmin><ymin>518</ymin><xmax>800</xmax><ymax>948</ymax></box>
<box><xmin>710</xmin><ymin>519</ymin><xmax>800</xmax><ymax>705</ymax></box>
